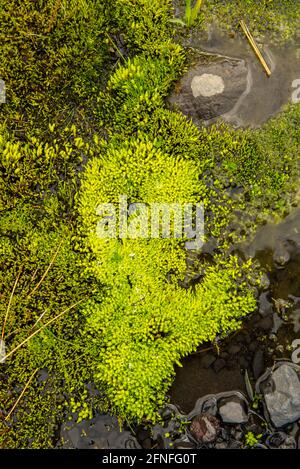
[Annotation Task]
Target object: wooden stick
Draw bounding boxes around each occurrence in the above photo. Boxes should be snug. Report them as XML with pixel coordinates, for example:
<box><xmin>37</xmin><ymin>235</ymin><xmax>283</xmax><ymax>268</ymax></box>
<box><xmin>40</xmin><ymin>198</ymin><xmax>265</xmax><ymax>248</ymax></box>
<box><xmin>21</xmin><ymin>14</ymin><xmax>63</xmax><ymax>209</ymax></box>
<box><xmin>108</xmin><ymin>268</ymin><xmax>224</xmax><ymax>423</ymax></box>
<box><xmin>1</xmin><ymin>267</ymin><xmax>22</xmax><ymax>340</ymax></box>
<box><xmin>105</xmin><ymin>32</ymin><xmax>126</xmax><ymax>62</ymax></box>
<box><xmin>240</xmin><ymin>20</ymin><xmax>271</xmax><ymax>77</ymax></box>
<box><xmin>3</xmin><ymin>299</ymin><xmax>85</xmax><ymax>361</ymax></box>
<box><xmin>5</xmin><ymin>369</ymin><xmax>38</xmax><ymax>421</ymax></box>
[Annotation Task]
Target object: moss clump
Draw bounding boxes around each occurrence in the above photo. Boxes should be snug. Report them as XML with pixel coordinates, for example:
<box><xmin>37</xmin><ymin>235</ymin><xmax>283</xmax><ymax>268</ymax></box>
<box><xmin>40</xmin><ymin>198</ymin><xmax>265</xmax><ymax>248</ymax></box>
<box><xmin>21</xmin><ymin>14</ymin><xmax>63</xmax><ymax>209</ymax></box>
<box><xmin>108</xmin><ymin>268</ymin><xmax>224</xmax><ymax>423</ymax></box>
<box><xmin>100</xmin><ymin>47</ymin><xmax>185</xmax><ymax>136</ymax></box>
<box><xmin>76</xmin><ymin>59</ymin><xmax>258</xmax><ymax>422</ymax></box>
<box><xmin>0</xmin><ymin>122</ymin><xmax>95</xmax><ymax>213</ymax></box>
<box><xmin>111</xmin><ymin>0</ymin><xmax>175</xmax><ymax>53</ymax></box>
<box><xmin>83</xmin><ymin>255</ymin><xmax>256</xmax><ymax>422</ymax></box>
<box><xmin>75</xmin><ymin>4</ymin><xmax>300</xmax><ymax>421</ymax></box>
<box><xmin>0</xmin><ymin>123</ymin><xmax>100</xmax><ymax>447</ymax></box>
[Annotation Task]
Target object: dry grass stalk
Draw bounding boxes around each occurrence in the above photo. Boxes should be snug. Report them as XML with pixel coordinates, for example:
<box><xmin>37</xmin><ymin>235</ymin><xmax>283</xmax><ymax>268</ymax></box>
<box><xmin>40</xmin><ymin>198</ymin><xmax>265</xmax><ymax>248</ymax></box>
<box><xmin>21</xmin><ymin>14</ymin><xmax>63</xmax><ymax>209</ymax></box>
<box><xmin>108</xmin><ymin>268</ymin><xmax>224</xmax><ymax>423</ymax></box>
<box><xmin>26</xmin><ymin>241</ymin><xmax>63</xmax><ymax>300</ymax></box>
<box><xmin>240</xmin><ymin>20</ymin><xmax>271</xmax><ymax>77</ymax></box>
<box><xmin>5</xmin><ymin>369</ymin><xmax>39</xmax><ymax>421</ymax></box>
<box><xmin>4</xmin><ymin>299</ymin><xmax>85</xmax><ymax>361</ymax></box>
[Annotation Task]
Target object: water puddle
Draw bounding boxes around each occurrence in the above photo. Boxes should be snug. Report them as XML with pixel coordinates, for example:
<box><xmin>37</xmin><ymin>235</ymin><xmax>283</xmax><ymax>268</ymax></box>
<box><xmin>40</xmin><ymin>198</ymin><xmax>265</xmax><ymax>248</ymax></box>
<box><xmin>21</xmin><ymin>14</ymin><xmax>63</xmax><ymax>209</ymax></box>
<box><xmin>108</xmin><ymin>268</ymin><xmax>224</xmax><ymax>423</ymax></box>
<box><xmin>170</xmin><ymin>27</ymin><xmax>300</xmax><ymax>127</ymax></box>
<box><xmin>170</xmin><ymin>207</ymin><xmax>300</xmax><ymax>414</ymax></box>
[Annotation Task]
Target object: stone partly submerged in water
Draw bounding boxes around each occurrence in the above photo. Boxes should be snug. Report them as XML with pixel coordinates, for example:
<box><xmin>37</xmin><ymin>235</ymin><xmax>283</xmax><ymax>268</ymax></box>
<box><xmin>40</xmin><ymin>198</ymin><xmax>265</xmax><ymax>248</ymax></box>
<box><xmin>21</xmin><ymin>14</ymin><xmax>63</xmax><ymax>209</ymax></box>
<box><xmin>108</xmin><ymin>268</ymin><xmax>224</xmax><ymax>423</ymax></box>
<box><xmin>218</xmin><ymin>396</ymin><xmax>249</xmax><ymax>424</ymax></box>
<box><xmin>179</xmin><ymin>28</ymin><xmax>300</xmax><ymax>128</ymax></box>
<box><xmin>256</xmin><ymin>363</ymin><xmax>300</xmax><ymax>428</ymax></box>
<box><xmin>168</xmin><ymin>55</ymin><xmax>249</xmax><ymax>125</ymax></box>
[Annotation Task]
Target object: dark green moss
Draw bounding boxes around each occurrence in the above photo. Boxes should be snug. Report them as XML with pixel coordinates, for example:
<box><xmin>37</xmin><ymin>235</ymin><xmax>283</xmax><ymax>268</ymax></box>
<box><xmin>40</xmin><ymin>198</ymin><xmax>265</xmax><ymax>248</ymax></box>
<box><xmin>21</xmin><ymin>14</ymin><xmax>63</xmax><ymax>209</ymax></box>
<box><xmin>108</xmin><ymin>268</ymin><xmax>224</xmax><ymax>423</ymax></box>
<box><xmin>0</xmin><ymin>0</ymin><xmax>111</xmax><ymax>135</ymax></box>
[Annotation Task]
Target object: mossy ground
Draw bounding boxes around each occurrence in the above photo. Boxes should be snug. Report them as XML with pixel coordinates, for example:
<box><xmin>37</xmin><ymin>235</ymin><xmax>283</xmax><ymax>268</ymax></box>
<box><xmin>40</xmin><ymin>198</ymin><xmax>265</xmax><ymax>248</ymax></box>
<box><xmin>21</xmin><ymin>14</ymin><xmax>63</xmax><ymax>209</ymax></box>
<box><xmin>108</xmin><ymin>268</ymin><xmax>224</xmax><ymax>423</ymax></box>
<box><xmin>205</xmin><ymin>0</ymin><xmax>300</xmax><ymax>42</ymax></box>
<box><xmin>0</xmin><ymin>0</ymin><xmax>300</xmax><ymax>447</ymax></box>
<box><xmin>174</xmin><ymin>0</ymin><xmax>300</xmax><ymax>42</ymax></box>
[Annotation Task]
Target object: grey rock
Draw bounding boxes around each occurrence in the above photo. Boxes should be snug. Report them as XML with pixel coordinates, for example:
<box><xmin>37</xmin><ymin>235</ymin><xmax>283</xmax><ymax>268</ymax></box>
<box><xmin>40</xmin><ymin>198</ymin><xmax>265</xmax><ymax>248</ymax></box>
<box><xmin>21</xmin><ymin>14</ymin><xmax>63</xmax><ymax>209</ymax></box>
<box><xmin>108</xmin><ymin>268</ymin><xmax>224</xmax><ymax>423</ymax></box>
<box><xmin>168</xmin><ymin>56</ymin><xmax>248</xmax><ymax>125</ymax></box>
<box><xmin>219</xmin><ymin>427</ymin><xmax>230</xmax><ymax>441</ymax></box>
<box><xmin>271</xmin><ymin>312</ymin><xmax>284</xmax><ymax>334</ymax></box>
<box><xmin>262</xmin><ymin>364</ymin><xmax>300</xmax><ymax>428</ymax></box>
<box><xmin>258</xmin><ymin>292</ymin><xmax>273</xmax><ymax>317</ymax></box>
<box><xmin>202</xmin><ymin>397</ymin><xmax>218</xmax><ymax>416</ymax></box>
<box><xmin>234</xmin><ymin>431</ymin><xmax>244</xmax><ymax>441</ymax></box>
<box><xmin>266</xmin><ymin>432</ymin><xmax>296</xmax><ymax>449</ymax></box>
<box><xmin>175</xmin><ymin>442</ymin><xmax>196</xmax><ymax>449</ymax></box>
<box><xmin>280</xmin><ymin>436</ymin><xmax>297</xmax><ymax>449</ymax></box>
<box><xmin>68</xmin><ymin>427</ymin><xmax>80</xmax><ymax>447</ymax></box>
<box><xmin>228</xmin><ymin>440</ymin><xmax>243</xmax><ymax>449</ymax></box>
<box><xmin>219</xmin><ymin>397</ymin><xmax>248</xmax><ymax>424</ymax></box>
<box><xmin>291</xmin><ymin>309</ymin><xmax>300</xmax><ymax>333</ymax></box>
<box><xmin>266</xmin><ymin>431</ymin><xmax>287</xmax><ymax>448</ymax></box>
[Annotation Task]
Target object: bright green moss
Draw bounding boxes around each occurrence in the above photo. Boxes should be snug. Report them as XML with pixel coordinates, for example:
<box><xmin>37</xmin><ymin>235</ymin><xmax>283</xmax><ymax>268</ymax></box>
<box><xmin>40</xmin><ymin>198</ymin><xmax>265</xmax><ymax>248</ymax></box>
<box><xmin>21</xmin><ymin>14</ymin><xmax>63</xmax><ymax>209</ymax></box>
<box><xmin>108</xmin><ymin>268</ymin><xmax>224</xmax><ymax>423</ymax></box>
<box><xmin>100</xmin><ymin>48</ymin><xmax>185</xmax><ymax>135</ymax></box>
<box><xmin>76</xmin><ymin>129</ymin><xmax>258</xmax><ymax>422</ymax></box>
<box><xmin>83</xmin><ymin>256</ymin><xmax>256</xmax><ymax>422</ymax></box>
<box><xmin>75</xmin><ymin>5</ymin><xmax>300</xmax><ymax>422</ymax></box>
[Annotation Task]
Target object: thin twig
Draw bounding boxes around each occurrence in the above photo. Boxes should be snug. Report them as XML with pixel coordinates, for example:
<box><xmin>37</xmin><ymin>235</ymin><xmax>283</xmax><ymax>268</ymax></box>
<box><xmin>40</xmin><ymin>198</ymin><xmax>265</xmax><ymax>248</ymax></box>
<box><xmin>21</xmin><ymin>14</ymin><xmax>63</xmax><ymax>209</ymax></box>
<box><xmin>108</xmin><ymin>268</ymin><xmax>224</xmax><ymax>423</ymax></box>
<box><xmin>26</xmin><ymin>241</ymin><xmax>63</xmax><ymax>300</ymax></box>
<box><xmin>4</xmin><ymin>299</ymin><xmax>85</xmax><ymax>361</ymax></box>
<box><xmin>105</xmin><ymin>32</ymin><xmax>126</xmax><ymax>62</ymax></box>
<box><xmin>1</xmin><ymin>267</ymin><xmax>23</xmax><ymax>340</ymax></box>
<box><xmin>5</xmin><ymin>369</ymin><xmax>38</xmax><ymax>421</ymax></box>
<box><xmin>240</xmin><ymin>20</ymin><xmax>271</xmax><ymax>77</ymax></box>
<box><xmin>29</xmin><ymin>309</ymin><xmax>48</xmax><ymax>332</ymax></box>
<box><xmin>30</xmin><ymin>267</ymin><xmax>39</xmax><ymax>283</ymax></box>
<box><xmin>191</xmin><ymin>346</ymin><xmax>213</xmax><ymax>355</ymax></box>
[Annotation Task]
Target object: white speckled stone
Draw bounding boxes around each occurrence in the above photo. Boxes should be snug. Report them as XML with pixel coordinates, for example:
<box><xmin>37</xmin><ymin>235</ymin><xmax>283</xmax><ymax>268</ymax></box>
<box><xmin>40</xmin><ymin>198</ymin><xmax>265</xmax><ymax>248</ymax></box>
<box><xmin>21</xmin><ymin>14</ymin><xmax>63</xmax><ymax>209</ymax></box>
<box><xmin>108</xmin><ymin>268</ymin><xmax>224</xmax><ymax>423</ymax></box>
<box><xmin>264</xmin><ymin>365</ymin><xmax>300</xmax><ymax>428</ymax></box>
<box><xmin>191</xmin><ymin>74</ymin><xmax>225</xmax><ymax>98</ymax></box>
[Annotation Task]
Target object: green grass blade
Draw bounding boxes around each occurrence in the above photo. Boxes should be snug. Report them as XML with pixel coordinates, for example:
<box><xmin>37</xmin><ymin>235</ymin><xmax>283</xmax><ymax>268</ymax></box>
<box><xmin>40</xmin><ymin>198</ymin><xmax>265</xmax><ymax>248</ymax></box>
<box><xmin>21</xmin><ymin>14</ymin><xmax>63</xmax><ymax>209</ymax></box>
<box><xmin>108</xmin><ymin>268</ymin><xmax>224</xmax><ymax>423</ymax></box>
<box><xmin>185</xmin><ymin>0</ymin><xmax>192</xmax><ymax>26</ymax></box>
<box><xmin>191</xmin><ymin>0</ymin><xmax>203</xmax><ymax>23</ymax></box>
